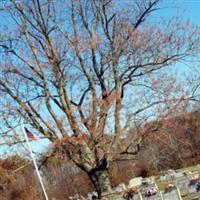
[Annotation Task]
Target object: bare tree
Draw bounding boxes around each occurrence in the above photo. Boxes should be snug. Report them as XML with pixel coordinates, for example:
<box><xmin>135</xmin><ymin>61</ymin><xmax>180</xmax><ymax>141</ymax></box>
<box><xmin>0</xmin><ymin>0</ymin><xmax>199</xmax><ymax>197</ymax></box>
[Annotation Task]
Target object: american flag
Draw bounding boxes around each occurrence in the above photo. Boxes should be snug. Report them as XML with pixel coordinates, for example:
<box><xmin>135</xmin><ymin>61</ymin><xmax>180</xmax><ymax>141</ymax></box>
<box><xmin>25</xmin><ymin>128</ymin><xmax>40</xmax><ymax>140</ymax></box>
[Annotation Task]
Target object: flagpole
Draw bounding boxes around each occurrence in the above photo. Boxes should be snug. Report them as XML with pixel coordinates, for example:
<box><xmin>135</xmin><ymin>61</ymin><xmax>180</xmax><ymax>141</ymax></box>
<box><xmin>21</xmin><ymin>122</ymin><xmax>49</xmax><ymax>200</ymax></box>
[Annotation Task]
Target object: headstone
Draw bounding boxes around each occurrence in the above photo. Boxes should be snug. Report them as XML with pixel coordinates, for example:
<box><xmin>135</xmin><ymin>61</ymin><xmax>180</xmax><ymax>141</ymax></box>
<box><xmin>114</xmin><ymin>183</ymin><xmax>127</xmax><ymax>192</ymax></box>
<box><xmin>174</xmin><ymin>172</ymin><xmax>184</xmax><ymax>179</ymax></box>
<box><xmin>129</xmin><ymin>177</ymin><xmax>142</xmax><ymax>188</ymax></box>
<box><xmin>88</xmin><ymin>191</ymin><xmax>98</xmax><ymax>200</ymax></box>
<box><xmin>149</xmin><ymin>176</ymin><xmax>155</xmax><ymax>184</ymax></box>
<box><xmin>141</xmin><ymin>177</ymin><xmax>151</xmax><ymax>185</ymax></box>
<box><xmin>160</xmin><ymin>175</ymin><xmax>167</xmax><ymax>181</ymax></box>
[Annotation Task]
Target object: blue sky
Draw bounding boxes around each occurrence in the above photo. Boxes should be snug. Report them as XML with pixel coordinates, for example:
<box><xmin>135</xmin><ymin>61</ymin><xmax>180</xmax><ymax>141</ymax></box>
<box><xmin>157</xmin><ymin>0</ymin><xmax>200</xmax><ymax>25</ymax></box>
<box><xmin>0</xmin><ymin>0</ymin><xmax>199</xmax><ymax>157</ymax></box>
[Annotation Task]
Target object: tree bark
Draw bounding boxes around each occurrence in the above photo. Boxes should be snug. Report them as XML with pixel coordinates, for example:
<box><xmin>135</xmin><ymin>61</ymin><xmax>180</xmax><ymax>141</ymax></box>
<box><xmin>88</xmin><ymin>159</ymin><xmax>112</xmax><ymax>198</ymax></box>
<box><xmin>89</xmin><ymin>169</ymin><xmax>112</xmax><ymax>199</ymax></box>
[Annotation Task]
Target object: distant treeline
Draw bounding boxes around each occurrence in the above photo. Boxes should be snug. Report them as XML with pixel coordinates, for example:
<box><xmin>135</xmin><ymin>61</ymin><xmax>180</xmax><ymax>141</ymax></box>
<box><xmin>0</xmin><ymin>111</ymin><xmax>199</xmax><ymax>199</ymax></box>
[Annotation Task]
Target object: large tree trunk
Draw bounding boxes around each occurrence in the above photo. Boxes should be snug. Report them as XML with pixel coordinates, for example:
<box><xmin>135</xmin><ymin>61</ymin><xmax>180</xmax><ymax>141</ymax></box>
<box><xmin>89</xmin><ymin>169</ymin><xmax>112</xmax><ymax>199</ymax></box>
<box><xmin>88</xmin><ymin>159</ymin><xmax>112</xmax><ymax>198</ymax></box>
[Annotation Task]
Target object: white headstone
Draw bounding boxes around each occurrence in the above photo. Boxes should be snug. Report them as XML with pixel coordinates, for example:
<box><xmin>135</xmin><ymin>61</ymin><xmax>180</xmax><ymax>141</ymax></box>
<box><xmin>114</xmin><ymin>183</ymin><xmax>127</xmax><ymax>192</ymax></box>
<box><xmin>128</xmin><ymin>177</ymin><xmax>142</xmax><ymax>188</ymax></box>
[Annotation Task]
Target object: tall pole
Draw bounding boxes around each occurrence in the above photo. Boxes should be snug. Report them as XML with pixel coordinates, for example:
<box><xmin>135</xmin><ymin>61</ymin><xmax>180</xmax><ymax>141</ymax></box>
<box><xmin>138</xmin><ymin>191</ymin><xmax>143</xmax><ymax>200</ymax></box>
<box><xmin>21</xmin><ymin>122</ymin><xmax>49</xmax><ymax>200</ymax></box>
<box><xmin>176</xmin><ymin>186</ymin><xmax>182</xmax><ymax>200</ymax></box>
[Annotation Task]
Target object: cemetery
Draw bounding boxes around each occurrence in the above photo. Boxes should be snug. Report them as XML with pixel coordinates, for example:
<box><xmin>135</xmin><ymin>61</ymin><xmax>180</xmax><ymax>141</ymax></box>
<box><xmin>0</xmin><ymin>0</ymin><xmax>200</xmax><ymax>199</ymax></box>
<box><xmin>85</xmin><ymin>165</ymin><xmax>200</xmax><ymax>200</ymax></box>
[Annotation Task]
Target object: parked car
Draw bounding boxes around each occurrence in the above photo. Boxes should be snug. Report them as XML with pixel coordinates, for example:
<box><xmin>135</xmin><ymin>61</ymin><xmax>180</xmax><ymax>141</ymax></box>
<box><xmin>189</xmin><ymin>178</ymin><xmax>200</xmax><ymax>185</ymax></box>
<box><xmin>196</xmin><ymin>181</ymin><xmax>200</xmax><ymax>192</ymax></box>
<box><xmin>144</xmin><ymin>187</ymin><xmax>157</xmax><ymax>197</ymax></box>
